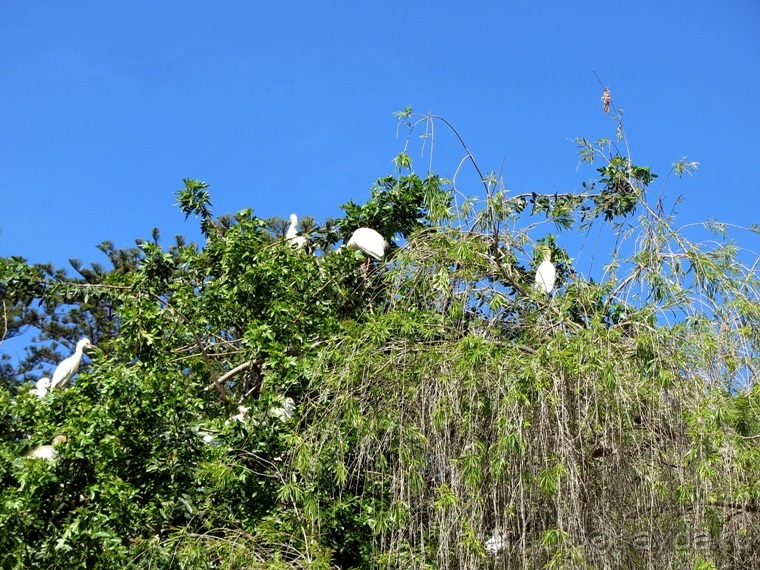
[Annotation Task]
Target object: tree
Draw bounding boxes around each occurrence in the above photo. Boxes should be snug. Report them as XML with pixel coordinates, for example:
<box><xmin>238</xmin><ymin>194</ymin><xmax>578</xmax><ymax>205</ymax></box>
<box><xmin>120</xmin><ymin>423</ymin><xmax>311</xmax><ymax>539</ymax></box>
<box><xmin>0</xmin><ymin>101</ymin><xmax>758</xmax><ymax>569</ymax></box>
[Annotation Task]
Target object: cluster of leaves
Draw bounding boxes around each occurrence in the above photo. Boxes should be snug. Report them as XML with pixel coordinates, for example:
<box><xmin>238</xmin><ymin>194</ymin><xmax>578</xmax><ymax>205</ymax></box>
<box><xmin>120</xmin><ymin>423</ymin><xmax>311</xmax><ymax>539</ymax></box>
<box><xmin>1</xmin><ymin>108</ymin><xmax>759</xmax><ymax>569</ymax></box>
<box><xmin>0</xmin><ymin>166</ymin><xmax>443</xmax><ymax>568</ymax></box>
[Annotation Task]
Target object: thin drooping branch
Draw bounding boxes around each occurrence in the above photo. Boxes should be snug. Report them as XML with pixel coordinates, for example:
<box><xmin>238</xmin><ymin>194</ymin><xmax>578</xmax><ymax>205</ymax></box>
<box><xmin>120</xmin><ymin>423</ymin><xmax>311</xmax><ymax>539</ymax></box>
<box><xmin>0</xmin><ymin>300</ymin><xmax>7</xmax><ymax>347</ymax></box>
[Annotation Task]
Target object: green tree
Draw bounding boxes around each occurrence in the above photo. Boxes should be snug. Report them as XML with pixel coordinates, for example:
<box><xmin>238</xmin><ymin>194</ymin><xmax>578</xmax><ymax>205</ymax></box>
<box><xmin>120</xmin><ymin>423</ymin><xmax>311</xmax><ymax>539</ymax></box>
<box><xmin>0</xmin><ymin>105</ymin><xmax>758</xmax><ymax>569</ymax></box>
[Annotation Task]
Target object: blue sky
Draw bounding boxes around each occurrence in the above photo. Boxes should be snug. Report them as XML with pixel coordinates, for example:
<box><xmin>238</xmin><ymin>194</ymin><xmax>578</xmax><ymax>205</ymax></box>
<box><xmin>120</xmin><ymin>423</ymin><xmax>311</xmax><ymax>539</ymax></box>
<box><xmin>2</xmin><ymin>1</ymin><xmax>759</xmax><ymax>273</ymax></box>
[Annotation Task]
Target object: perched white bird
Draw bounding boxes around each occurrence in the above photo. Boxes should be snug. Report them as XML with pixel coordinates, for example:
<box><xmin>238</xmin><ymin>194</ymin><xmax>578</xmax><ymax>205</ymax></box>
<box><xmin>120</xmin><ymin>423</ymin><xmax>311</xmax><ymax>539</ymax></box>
<box><xmin>286</xmin><ymin>214</ymin><xmax>307</xmax><ymax>249</ymax></box>
<box><xmin>27</xmin><ymin>435</ymin><xmax>67</xmax><ymax>460</ymax></box>
<box><xmin>485</xmin><ymin>532</ymin><xmax>508</xmax><ymax>555</ymax></box>
<box><xmin>225</xmin><ymin>405</ymin><xmax>250</xmax><ymax>425</ymax></box>
<box><xmin>346</xmin><ymin>227</ymin><xmax>388</xmax><ymax>262</ymax></box>
<box><xmin>30</xmin><ymin>377</ymin><xmax>51</xmax><ymax>399</ymax></box>
<box><xmin>51</xmin><ymin>338</ymin><xmax>95</xmax><ymax>390</ymax></box>
<box><xmin>534</xmin><ymin>245</ymin><xmax>556</xmax><ymax>295</ymax></box>
<box><xmin>268</xmin><ymin>397</ymin><xmax>295</xmax><ymax>422</ymax></box>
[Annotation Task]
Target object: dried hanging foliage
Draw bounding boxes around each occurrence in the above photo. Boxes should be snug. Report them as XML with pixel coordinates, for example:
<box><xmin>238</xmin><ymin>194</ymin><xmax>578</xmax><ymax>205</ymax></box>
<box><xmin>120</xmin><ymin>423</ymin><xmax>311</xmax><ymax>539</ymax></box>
<box><xmin>602</xmin><ymin>87</ymin><xmax>611</xmax><ymax>113</ymax></box>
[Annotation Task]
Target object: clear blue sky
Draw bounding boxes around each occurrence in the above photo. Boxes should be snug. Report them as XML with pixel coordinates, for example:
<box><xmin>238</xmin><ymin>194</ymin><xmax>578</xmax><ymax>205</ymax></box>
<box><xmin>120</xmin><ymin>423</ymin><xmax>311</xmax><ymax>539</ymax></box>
<box><xmin>2</xmin><ymin>1</ymin><xmax>759</xmax><ymax>272</ymax></box>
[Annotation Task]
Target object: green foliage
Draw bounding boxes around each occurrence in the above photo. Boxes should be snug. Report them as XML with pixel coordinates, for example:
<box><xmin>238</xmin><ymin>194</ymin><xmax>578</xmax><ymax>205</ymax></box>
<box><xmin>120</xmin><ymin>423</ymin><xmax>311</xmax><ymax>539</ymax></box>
<box><xmin>175</xmin><ymin>178</ymin><xmax>215</xmax><ymax>237</ymax></box>
<box><xmin>339</xmin><ymin>172</ymin><xmax>443</xmax><ymax>246</ymax></box>
<box><xmin>1</xmin><ymin>107</ymin><xmax>758</xmax><ymax>569</ymax></box>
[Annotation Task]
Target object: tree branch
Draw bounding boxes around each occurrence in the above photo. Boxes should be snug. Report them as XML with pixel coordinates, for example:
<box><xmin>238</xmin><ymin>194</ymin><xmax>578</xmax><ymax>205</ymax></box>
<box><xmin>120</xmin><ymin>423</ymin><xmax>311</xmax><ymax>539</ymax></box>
<box><xmin>204</xmin><ymin>359</ymin><xmax>263</xmax><ymax>391</ymax></box>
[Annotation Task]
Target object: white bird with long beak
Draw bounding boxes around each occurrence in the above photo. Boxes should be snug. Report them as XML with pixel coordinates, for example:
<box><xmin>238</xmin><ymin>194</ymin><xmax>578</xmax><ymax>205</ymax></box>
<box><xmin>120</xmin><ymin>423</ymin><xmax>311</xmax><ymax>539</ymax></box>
<box><xmin>534</xmin><ymin>245</ymin><xmax>556</xmax><ymax>295</ymax></box>
<box><xmin>51</xmin><ymin>338</ymin><xmax>95</xmax><ymax>390</ymax></box>
<box><xmin>27</xmin><ymin>435</ymin><xmax>67</xmax><ymax>460</ymax></box>
<box><xmin>286</xmin><ymin>214</ymin><xmax>307</xmax><ymax>249</ymax></box>
<box><xmin>346</xmin><ymin>227</ymin><xmax>388</xmax><ymax>269</ymax></box>
<box><xmin>30</xmin><ymin>377</ymin><xmax>51</xmax><ymax>399</ymax></box>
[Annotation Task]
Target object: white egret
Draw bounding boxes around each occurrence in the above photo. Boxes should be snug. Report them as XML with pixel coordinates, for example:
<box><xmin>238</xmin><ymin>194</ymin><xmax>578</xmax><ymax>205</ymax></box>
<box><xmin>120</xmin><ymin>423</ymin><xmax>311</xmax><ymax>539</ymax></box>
<box><xmin>534</xmin><ymin>245</ymin><xmax>556</xmax><ymax>295</ymax></box>
<box><xmin>286</xmin><ymin>214</ymin><xmax>307</xmax><ymax>249</ymax></box>
<box><xmin>51</xmin><ymin>338</ymin><xmax>95</xmax><ymax>390</ymax></box>
<box><xmin>485</xmin><ymin>532</ymin><xmax>508</xmax><ymax>555</ymax></box>
<box><xmin>27</xmin><ymin>435</ymin><xmax>67</xmax><ymax>460</ymax></box>
<box><xmin>268</xmin><ymin>397</ymin><xmax>295</xmax><ymax>422</ymax></box>
<box><xmin>225</xmin><ymin>405</ymin><xmax>250</xmax><ymax>424</ymax></box>
<box><xmin>346</xmin><ymin>227</ymin><xmax>388</xmax><ymax>268</ymax></box>
<box><xmin>30</xmin><ymin>377</ymin><xmax>51</xmax><ymax>399</ymax></box>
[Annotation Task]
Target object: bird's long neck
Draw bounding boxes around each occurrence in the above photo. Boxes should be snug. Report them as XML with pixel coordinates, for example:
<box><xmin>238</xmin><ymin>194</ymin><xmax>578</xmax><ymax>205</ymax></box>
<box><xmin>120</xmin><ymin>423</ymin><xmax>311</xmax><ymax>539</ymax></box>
<box><xmin>287</xmin><ymin>221</ymin><xmax>299</xmax><ymax>238</ymax></box>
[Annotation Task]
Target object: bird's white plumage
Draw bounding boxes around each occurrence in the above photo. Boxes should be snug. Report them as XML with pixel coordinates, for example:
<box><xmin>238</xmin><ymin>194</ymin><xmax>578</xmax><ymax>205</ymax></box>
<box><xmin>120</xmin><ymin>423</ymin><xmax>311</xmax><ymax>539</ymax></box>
<box><xmin>286</xmin><ymin>214</ymin><xmax>307</xmax><ymax>249</ymax></box>
<box><xmin>51</xmin><ymin>338</ymin><xmax>94</xmax><ymax>390</ymax></box>
<box><xmin>534</xmin><ymin>246</ymin><xmax>556</xmax><ymax>294</ymax></box>
<box><xmin>485</xmin><ymin>532</ymin><xmax>507</xmax><ymax>555</ymax></box>
<box><xmin>346</xmin><ymin>227</ymin><xmax>388</xmax><ymax>261</ymax></box>
<box><xmin>30</xmin><ymin>377</ymin><xmax>51</xmax><ymax>399</ymax></box>
<box><xmin>27</xmin><ymin>435</ymin><xmax>67</xmax><ymax>460</ymax></box>
<box><xmin>268</xmin><ymin>397</ymin><xmax>295</xmax><ymax>422</ymax></box>
<box><xmin>225</xmin><ymin>405</ymin><xmax>250</xmax><ymax>424</ymax></box>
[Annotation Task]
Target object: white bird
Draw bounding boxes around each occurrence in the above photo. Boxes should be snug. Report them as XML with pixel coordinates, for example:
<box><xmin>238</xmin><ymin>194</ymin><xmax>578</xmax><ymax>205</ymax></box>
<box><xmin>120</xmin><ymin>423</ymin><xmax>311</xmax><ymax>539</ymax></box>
<box><xmin>534</xmin><ymin>245</ymin><xmax>556</xmax><ymax>295</ymax></box>
<box><xmin>51</xmin><ymin>338</ymin><xmax>95</xmax><ymax>390</ymax></box>
<box><xmin>485</xmin><ymin>531</ymin><xmax>508</xmax><ymax>555</ymax></box>
<box><xmin>286</xmin><ymin>214</ymin><xmax>307</xmax><ymax>249</ymax></box>
<box><xmin>346</xmin><ymin>227</ymin><xmax>388</xmax><ymax>265</ymax></box>
<box><xmin>225</xmin><ymin>405</ymin><xmax>250</xmax><ymax>425</ymax></box>
<box><xmin>268</xmin><ymin>397</ymin><xmax>295</xmax><ymax>422</ymax></box>
<box><xmin>27</xmin><ymin>435</ymin><xmax>67</xmax><ymax>460</ymax></box>
<box><xmin>30</xmin><ymin>377</ymin><xmax>51</xmax><ymax>399</ymax></box>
